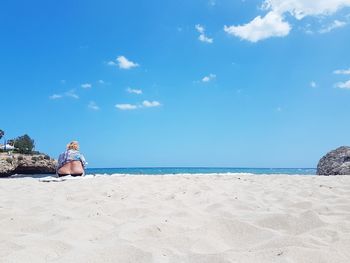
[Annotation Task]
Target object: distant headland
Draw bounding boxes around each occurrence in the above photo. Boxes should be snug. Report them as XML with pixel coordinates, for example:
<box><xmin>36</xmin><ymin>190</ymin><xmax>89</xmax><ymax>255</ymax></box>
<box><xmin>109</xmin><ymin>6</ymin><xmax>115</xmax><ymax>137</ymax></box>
<box><xmin>0</xmin><ymin>130</ymin><xmax>56</xmax><ymax>177</ymax></box>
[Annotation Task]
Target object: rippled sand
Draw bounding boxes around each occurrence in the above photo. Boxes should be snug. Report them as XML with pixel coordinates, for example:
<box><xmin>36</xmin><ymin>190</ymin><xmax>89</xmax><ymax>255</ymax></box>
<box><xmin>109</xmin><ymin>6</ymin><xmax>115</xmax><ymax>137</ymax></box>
<box><xmin>1</xmin><ymin>174</ymin><xmax>350</xmax><ymax>263</ymax></box>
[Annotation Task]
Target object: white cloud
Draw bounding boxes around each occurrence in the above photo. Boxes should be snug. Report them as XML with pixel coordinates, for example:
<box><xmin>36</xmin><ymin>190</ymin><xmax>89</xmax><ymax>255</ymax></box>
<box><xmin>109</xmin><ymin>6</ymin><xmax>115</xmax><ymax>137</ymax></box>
<box><xmin>65</xmin><ymin>90</ymin><xmax>79</xmax><ymax>99</ymax></box>
<box><xmin>88</xmin><ymin>101</ymin><xmax>99</xmax><ymax>110</ymax></box>
<box><xmin>117</xmin><ymin>56</ymin><xmax>139</xmax><ymax>69</ymax></box>
<box><xmin>199</xmin><ymin>34</ymin><xmax>214</xmax><ymax>43</ymax></box>
<box><xmin>224</xmin><ymin>11</ymin><xmax>291</xmax><ymax>42</ymax></box>
<box><xmin>334</xmin><ymin>68</ymin><xmax>350</xmax><ymax>75</ymax></box>
<box><xmin>49</xmin><ymin>94</ymin><xmax>63</xmax><ymax>100</ymax></box>
<box><xmin>81</xmin><ymin>83</ymin><xmax>92</xmax><ymax>89</ymax></box>
<box><xmin>310</xmin><ymin>81</ymin><xmax>317</xmax><ymax>88</ymax></box>
<box><xmin>107</xmin><ymin>61</ymin><xmax>117</xmax><ymax>66</ymax></box>
<box><xmin>202</xmin><ymin>73</ymin><xmax>216</xmax><ymax>82</ymax></box>
<box><xmin>142</xmin><ymin>100</ymin><xmax>161</xmax><ymax>108</ymax></box>
<box><xmin>195</xmin><ymin>24</ymin><xmax>214</xmax><ymax>43</ymax></box>
<box><xmin>335</xmin><ymin>80</ymin><xmax>350</xmax><ymax>89</ymax></box>
<box><xmin>115</xmin><ymin>104</ymin><xmax>138</xmax><ymax>110</ymax></box>
<box><xmin>116</xmin><ymin>100</ymin><xmax>162</xmax><ymax>110</ymax></box>
<box><xmin>195</xmin><ymin>24</ymin><xmax>205</xmax><ymax>34</ymax></box>
<box><xmin>107</xmin><ymin>56</ymin><xmax>139</xmax><ymax>69</ymax></box>
<box><xmin>262</xmin><ymin>0</ymin><xmax>350</xmax><ymax>20</ymax></box>
<box><xmin>97</xmin><ymin>79</ymin><xmax>111</xmax><ymax>85</ymax></box>
<box><xmin>225</xmin><ymin>0</ymin><xmax>350</xmax><ymax>42</ymax></box>
<box><xmin>319</xmin><ymin>20</ymin><xmax>347</xmax><ymax>33</ymax></box>
<box><xmin>50</xmin><ymin>89</ymin><xmax>81</xmax><ymax>100</ymax></box>
<box><xmin>127</xmin><ymin>87</ymin><xmax>143</xmax><ymax>95</ymax></box>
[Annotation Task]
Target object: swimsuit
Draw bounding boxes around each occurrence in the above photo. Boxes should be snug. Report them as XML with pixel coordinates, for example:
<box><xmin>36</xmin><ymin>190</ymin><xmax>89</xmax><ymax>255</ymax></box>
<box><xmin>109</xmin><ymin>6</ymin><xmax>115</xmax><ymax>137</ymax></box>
<box><xmin>57</xmin><ymin>173</ymin><xmax>83</xmax><ymax>177</ymax></box>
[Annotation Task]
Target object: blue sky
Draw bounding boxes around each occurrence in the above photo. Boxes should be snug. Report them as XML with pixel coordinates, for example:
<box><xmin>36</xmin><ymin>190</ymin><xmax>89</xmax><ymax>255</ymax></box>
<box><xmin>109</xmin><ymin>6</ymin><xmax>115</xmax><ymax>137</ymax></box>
<box><xmin>1</xmin><ymin>0</ymin><xmax>350</xmax><ymax>168</ymax></box>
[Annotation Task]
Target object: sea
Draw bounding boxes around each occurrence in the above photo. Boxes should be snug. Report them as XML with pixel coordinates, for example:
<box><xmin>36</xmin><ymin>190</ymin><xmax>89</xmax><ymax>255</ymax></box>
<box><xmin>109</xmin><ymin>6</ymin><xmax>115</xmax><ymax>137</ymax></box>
<box><xmin>8</xmin><ymin>167</ymin><xmax>316</xmax><ymax>178</ymax></box>
<box><xmin>85</xmin><ymin>167</ymin><xmax>316</xmax><ymax>176</ymax></box>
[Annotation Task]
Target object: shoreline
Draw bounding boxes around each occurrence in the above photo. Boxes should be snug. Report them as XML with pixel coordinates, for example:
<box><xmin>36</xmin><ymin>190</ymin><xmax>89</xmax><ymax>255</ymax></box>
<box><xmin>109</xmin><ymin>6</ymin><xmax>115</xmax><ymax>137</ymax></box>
<box><xmin>6</xmin><ymin>172</ymin><xmax>320</xmax><ymax>180</ymax></box>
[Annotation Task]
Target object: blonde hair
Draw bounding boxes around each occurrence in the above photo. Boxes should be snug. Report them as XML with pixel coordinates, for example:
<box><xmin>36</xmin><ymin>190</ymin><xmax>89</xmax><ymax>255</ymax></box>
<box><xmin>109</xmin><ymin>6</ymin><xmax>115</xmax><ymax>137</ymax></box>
<box><xmin>66</xmin><ymin>141</ymin><xmax>79</xmax><ymax>151</ymax></box>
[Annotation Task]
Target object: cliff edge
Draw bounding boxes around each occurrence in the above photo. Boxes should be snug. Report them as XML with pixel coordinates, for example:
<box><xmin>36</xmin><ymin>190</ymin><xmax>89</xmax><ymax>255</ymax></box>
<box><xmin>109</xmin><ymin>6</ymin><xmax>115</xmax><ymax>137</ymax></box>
<box><xmin>0</xmin><ymin>153</ymin><xmax>56</xmax><ymax>177</ymax></box>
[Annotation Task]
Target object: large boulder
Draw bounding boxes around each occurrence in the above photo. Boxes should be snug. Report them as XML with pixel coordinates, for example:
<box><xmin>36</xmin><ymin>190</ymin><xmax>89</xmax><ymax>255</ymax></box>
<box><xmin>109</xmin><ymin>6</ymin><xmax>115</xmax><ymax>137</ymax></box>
<box><xmin>0</xmin><ymin>153</ymin><xmax>56</xmax><ymax>177</ymax></box>
<box><xmin>317</xmin><ymin>146</ymin><xmax>350</xmax><ymax>175</ymax></box>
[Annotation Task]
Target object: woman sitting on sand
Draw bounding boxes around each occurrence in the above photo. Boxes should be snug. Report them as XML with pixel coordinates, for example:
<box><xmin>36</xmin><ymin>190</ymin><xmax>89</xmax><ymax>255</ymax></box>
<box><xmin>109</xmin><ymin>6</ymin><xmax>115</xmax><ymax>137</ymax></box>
<box><xmin>57</xmin><ymin>141</ymin><xmax>87</xmax><ymax>177</ymax></box>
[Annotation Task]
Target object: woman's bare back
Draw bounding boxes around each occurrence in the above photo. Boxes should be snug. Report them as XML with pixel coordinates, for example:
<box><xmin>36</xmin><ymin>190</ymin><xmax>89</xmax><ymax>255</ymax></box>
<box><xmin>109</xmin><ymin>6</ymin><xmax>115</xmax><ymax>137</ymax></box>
<box><xmin>57</xmin><ymin>161</ymin><xmax>84</xmax><ymax>175</ymax></box>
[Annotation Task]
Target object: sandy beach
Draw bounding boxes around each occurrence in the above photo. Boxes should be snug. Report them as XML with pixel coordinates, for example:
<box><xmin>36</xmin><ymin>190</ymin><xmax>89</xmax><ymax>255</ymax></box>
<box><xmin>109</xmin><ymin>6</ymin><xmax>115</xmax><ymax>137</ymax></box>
<box><xmin>1</xmin><ymin>174</ymin><xmax>350</xmax><ymax>263</ymax></box>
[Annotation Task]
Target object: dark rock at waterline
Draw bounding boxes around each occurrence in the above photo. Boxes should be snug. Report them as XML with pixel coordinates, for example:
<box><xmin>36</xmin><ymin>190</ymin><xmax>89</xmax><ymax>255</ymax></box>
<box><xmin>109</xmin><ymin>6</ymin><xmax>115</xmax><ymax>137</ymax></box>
<box><xmin>317</xmin><ymin>146</ymin><xmax>350</xmax><ymax>175</ymax></box>
<box><xmin>0</xmin><ymin>153</ymin><xmax>56</xmax><ymax>177</ymax></box>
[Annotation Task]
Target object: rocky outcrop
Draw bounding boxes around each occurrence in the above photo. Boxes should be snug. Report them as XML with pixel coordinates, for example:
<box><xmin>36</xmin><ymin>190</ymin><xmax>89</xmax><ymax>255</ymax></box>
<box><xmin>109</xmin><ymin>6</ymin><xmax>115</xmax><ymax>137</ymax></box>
<box><xmin>0</xmin><ymin>153</ymin><xmax>56</xmax><ymax>177</ymax></box>
<box><xmin>317</xmin><ymin>146</ymin><xmax>350</xmax><ymax>176</ymax></box>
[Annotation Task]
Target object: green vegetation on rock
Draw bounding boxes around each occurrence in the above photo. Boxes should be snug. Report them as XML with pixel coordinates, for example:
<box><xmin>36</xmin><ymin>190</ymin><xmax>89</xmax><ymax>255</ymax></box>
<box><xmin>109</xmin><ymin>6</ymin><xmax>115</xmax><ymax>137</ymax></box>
<box><xmin>14</xmin><ymin>134</ymin><xmax>35</xmax><ymax>154</ymax></box>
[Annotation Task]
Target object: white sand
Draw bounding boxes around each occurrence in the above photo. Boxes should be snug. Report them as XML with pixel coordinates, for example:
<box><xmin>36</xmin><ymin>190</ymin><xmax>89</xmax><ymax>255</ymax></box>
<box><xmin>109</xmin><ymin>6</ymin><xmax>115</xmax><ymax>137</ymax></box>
<box><xmin>1</xmin><ymin>174</ymin><xmax>350</xmax><ymax>263</ymax></box>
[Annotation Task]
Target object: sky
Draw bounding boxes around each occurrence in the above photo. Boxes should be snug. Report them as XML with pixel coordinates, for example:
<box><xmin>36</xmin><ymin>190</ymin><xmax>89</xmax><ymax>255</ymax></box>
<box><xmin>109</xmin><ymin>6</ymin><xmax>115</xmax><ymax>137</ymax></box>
<box><xmin>1</xmin><ymin>0</ymin><xmax>350</xmax><ymax>168</ymax></box>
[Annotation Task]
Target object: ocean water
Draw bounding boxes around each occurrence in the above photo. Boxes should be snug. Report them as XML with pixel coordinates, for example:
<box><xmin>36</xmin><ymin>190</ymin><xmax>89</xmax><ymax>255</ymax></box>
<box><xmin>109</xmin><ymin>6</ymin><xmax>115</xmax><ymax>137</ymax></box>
<box><xmin>85</xmin><ymin>167</ymin><xmax>316</xmax><ymax>176</ymax></box>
